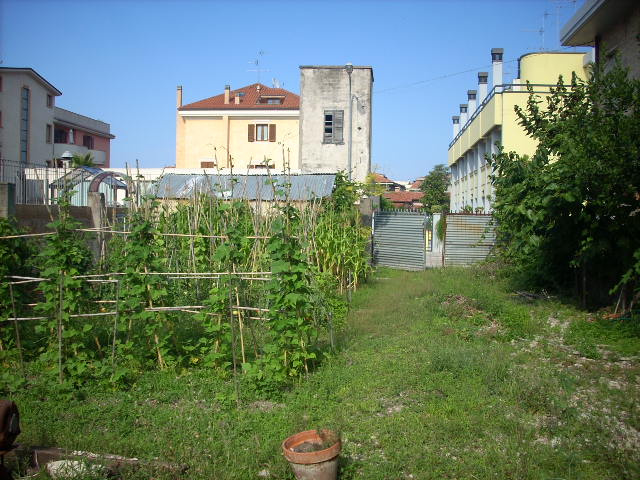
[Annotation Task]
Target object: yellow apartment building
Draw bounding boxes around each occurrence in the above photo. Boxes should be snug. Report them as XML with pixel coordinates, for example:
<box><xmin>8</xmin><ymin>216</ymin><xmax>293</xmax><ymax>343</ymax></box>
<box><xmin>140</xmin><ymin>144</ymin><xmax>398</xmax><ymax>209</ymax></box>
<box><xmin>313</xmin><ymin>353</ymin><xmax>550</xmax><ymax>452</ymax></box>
<box><xmin>176</xmin><ymin>83</ymin><xmax>299</xmax><ymax>170</ymax></box>
<box><xmin>447</xmin><ymin>49</ymin><xmax>591</xmax><ymax>212</ymax></box>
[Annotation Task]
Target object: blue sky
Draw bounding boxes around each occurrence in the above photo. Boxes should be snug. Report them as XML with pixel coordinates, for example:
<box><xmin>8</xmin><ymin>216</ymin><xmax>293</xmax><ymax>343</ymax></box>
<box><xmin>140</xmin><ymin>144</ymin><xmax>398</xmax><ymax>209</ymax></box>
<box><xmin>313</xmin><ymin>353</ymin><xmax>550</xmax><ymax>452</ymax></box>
<box><xmin>2</xmin><ymin>0</ymin><xmax>586</xmax><ymax>181</ymax></box>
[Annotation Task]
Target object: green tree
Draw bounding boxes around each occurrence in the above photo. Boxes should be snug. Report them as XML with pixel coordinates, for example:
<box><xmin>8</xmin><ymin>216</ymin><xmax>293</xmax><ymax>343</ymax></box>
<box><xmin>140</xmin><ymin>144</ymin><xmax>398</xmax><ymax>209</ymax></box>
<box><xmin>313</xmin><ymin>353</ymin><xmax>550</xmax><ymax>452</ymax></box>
<box><xmin>71</xmin><ymin>153</ymin><xmax>94</xmax><ymax>168</ymax></box>
<box><xmin>489</xmin><ymin>61</ymin><xmax>640</xmax><ymax>308</ymax></box>
<box><xmin>420</xmin><ymin>164</ymin><xmax>450</xmax><ymax>213</ymax></box>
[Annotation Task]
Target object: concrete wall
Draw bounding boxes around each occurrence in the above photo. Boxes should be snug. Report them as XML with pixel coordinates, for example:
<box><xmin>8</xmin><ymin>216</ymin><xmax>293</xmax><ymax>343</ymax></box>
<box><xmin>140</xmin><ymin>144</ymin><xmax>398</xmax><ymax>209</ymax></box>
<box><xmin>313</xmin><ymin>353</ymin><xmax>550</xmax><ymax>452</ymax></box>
<box><xmin>11</xmin><ymin>204</ymin><xmax>126</xmax><ymax>233</ymax></box>
<box><xmin>0</xmin><ymin>71</ymin><xmax>57</xmax><ymax>166</ymax></box>
<box><xmin>299</xmin><ymin>66</ymin><xmax>373</xmax><ymax>182</ymax></box>
<box><xmin>599</xmin><ymin>4</ymin><xmax>640</xmax><ymax>79</ymax></box>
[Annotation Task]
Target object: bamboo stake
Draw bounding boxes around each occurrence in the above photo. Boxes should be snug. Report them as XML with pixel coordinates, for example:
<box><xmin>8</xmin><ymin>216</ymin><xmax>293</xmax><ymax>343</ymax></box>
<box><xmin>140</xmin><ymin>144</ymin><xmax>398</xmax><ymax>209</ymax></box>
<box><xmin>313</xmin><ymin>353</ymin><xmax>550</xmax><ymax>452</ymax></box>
<box><xmin>111</xmin><ymin>280</ymin><xmax>120</xmax><ymax>367</ymax></box>
<box><xmin>8</xmin><ymin>283</ymin><xmax>24</xmax><ymax>372</ymax></box>
<box><xmin>234</xmin><ymin>285</ymin><xmax>246</xmax><ymax>364</ymax></box>
<box><xmin>58</xmin><ymin>276</ymin><xmax>64</xmax><ymax>384</ymax></box>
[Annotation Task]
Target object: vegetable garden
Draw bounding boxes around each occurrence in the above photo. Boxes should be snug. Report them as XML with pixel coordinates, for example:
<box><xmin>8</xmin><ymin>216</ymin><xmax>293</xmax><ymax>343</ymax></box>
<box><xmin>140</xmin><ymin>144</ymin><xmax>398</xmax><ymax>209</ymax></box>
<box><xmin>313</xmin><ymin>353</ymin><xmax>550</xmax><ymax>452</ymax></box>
<box><xmin>0</xmin><ymin>173</ymin><xmax>371</xmax><ymax>400</ymax></box>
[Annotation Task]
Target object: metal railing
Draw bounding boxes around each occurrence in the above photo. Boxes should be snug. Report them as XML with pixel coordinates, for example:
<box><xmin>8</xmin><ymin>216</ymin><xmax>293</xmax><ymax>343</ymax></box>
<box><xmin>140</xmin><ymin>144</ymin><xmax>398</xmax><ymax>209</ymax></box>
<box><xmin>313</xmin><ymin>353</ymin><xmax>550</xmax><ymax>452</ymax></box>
<box><xmin>448</xmin><ymin>83</ymin><xmax>573</xmax><ymax>149</ymax></box>
<box><xmin>0</xmin><ymin>158</ymin><xmax>99</xmax><ymax>206</ymax></box>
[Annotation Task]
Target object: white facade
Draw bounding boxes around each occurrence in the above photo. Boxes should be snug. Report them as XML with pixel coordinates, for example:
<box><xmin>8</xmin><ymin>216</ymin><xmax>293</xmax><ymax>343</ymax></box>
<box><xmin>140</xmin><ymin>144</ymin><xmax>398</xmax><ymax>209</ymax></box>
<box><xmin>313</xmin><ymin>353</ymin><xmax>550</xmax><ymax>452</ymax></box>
<box><xmin>449</xmin><ymin>128</ymin><xmax>500</xmax><ymax>212</ymax></box>
<box><xmin>0</xmin><ymin>68</ymin><xmax>61</xmax><ymax>166</ymax></box>
<box><xmin>299</xmin><ymin>65</ymin><xmax>373</xmax><ymax>182</ymax></box>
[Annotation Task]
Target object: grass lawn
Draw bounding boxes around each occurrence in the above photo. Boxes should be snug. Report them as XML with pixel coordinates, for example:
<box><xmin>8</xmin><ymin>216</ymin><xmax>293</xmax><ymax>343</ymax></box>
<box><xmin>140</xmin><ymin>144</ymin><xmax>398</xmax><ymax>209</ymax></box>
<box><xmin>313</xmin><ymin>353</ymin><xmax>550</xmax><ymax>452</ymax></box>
<box><xmin>7</xmin><ymin>266</ymin><xmax>640</xmax><ymax>479</ymax></box>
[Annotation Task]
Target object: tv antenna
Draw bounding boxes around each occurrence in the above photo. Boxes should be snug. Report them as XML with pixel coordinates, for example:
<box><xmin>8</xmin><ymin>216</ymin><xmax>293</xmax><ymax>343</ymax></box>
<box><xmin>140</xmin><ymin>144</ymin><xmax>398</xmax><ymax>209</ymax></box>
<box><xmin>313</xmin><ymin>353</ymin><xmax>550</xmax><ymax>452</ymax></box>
<box><xmin>248</xmin><ymin>50</ymin><xmax>269</xmax><ymax>84</ymax></box>
<box><xmin>522</xmin><ymin>11</ymin><xmax>550</xmax><ymax>50</ymax></box>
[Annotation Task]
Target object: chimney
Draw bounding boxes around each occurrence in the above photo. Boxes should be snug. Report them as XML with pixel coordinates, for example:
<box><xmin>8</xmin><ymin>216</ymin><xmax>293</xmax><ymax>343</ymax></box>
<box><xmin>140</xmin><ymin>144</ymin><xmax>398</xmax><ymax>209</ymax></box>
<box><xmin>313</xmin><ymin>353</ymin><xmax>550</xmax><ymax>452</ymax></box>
<box><xmin>491</xmin><ymin>48</ymin><xmax>504</xmax><ymax>93</ymax></box>
<box><xmin>478</xmin><ymin>72</ymin><xmax>488</xmax><ymax>104</ymax></box>
<box><xmin>452</xmin><ymin>115</ymin><xmax>460</xmax><ymax>138</ymax></box>
<box><xmin>235</xmin><ymin>94</ymin><xmax>241</xmax><ymax>105</ymax></box>
<box><xmin>459</xmin><ymin>104</ymin><xmax>468</xmax><ymax>126</ymax></box>
<box><xmin>224</xmin><ymin>85</ymin><xmax>230</xmax><ymax>104</ymax></box>
<box><xmin>176</xmin><ymin>85</ymin><xmax>183</xmax><ymax>108</ymax></box>
<box><xmin>467</xmin><ymin>90</ymin><xmax>477</xmax><ymax>115</ymax></box>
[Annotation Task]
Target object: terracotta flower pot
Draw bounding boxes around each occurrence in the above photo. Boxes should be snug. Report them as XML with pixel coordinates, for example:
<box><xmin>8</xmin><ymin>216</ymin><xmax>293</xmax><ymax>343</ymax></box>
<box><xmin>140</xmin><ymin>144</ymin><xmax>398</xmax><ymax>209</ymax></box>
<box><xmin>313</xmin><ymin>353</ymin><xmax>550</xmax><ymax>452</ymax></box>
<box><xmin>282</xmin><ymin>429</ymin><xmax>341</xmax><ymax>480</ymax></box>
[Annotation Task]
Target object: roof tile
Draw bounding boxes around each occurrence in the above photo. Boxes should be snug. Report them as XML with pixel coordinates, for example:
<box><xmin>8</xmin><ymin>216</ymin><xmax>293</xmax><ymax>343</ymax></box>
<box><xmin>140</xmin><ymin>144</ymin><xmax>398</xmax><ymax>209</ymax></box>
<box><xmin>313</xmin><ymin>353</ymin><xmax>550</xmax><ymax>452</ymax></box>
<box><xmin>180</xmin><ymin>83</ymin><xmax>299</xmax><ymax>110</ymax></box>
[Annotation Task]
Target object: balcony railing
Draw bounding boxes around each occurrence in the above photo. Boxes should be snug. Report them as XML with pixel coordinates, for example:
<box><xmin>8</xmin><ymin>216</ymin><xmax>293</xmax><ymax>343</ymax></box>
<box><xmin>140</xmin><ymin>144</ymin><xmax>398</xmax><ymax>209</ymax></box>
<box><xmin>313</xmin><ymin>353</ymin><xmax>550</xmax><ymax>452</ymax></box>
<box><xmin>448</xmin><ymin>83</ymin><xmax>571</xmax><ymax>149</ymax></box>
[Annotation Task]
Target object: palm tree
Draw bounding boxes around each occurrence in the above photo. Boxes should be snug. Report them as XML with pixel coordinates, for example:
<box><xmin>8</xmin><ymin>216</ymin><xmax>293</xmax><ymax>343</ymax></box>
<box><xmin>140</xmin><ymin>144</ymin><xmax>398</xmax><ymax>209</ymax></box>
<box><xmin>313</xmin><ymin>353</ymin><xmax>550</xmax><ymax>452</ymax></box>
<box><xmin>71</xmin><ymin>153</ymin><xmax>95</xmax><ymax>168</ymax></box>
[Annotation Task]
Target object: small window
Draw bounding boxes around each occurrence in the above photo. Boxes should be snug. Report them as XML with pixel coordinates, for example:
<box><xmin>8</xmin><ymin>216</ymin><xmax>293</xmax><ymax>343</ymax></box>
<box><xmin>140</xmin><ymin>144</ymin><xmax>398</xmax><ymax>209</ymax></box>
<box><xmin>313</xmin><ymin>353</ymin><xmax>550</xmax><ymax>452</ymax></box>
<box><xmin>47</xmin><ymin>94</ymin><xmax>54</xmax><ymax>108</ymax></box>
<box><xmin>257</xmin><ymin>96</ymin><xmax>284</xmax><ymax>105</ymax></box>
<box><xmin>0</xmin><ymin>76</ymin><xmax>3</xmax><ymax>92</ymax></box>
<box><xmin>256</xmin><ymin>124</ymin><xmax>269</xmax><ymax>141</ymax></box>
<box><xmin>46</xmin><ymin>124</ymin><xmax>52</xmax><ymax>143</ymax></box>
<box><xmin>54</xmin><ymin>128</ymin><xmax>67</xmax><ymax>144</ymax></box>
<box><xmin>323</xmin><ymin>110</ymin><xmax>344</xmax><ymax>144</ymax></box>
<box><xmin>83</xmin><ymin>135</ymin><xmax>94</xmax><ymax>149</ymax></box>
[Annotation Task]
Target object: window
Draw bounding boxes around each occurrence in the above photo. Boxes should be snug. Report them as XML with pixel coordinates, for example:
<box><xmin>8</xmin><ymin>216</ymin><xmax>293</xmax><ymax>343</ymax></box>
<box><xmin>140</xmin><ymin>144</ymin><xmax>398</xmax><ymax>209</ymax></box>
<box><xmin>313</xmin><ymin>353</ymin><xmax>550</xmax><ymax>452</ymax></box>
<box><xmin>46</xmin><ymin>124</ymin><xmax>52</xmax><ymax>143</ymax></box>
<box><xmin>323</xmin><ymin>110</ymin><xmax>344</xmax><ymax>144</ymax></box>
<box><xmin>256</xmin><ymin>124</ymin><xmax>269</xmax><ymax>141</ymax></box>
<box><xmin>0</xmin><ymin>76</ymin><xmax>3</xmax><ymax>92</ymax></box>
<box><xmin>54</xmin><ymin>128</ymin><xmax>67</xmax><ymax>144</ymax></box>
<box><xmin>20</xmin><ymin>87</ymin><xmax>30</xmax><ymax>163</ymax></box>
<box><xmin>83</xmin><ymin>135</ymin><xmax>94</xmax><ymax>149</ymax></box>
<box><xmin>248</xmin><ymin>124</ymin><xmax>276</xmax><ymax>142</ymax></box>
<box><xmin>47</xmin><ymin>94</ymin><xmax>54</xmax><ymax>108</ymax></box>
<box><xmin>257</xmin><ymin>96</ymin><xmax>284</xmax><ymax>105</ymax></box>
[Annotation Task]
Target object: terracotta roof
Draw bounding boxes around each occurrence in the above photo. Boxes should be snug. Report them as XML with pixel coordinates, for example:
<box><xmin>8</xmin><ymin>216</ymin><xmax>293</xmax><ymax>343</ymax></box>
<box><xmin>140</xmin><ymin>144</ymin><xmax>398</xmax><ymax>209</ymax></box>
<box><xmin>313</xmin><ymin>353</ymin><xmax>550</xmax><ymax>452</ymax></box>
<box><xmin>409</xmin><ymin>178</ymin><xmax>424</xmax><ymax>190</ymax></box>
<box><xmin>372</xmin><ymin>173</ymin><xmax>396</xmax><ymax>184</ymax></box>
<box><xmin>180</xmin><ymin>83</ymin><xmax>299</xmax><ymax>110</ymax></box>
<box><xmin>383</xmin><ymin>191</ymin><xmax>424</xmax><ymax>205</ymax></box>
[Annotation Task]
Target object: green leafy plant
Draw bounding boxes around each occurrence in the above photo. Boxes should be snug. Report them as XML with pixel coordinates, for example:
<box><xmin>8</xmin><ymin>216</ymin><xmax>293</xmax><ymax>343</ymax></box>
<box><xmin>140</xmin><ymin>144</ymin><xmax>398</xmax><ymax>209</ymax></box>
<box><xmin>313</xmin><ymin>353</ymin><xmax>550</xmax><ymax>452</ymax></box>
<box><xmin>488</xmin><ymin>60</ymin><xmax>640</xmax><ymax>308</ymax></box>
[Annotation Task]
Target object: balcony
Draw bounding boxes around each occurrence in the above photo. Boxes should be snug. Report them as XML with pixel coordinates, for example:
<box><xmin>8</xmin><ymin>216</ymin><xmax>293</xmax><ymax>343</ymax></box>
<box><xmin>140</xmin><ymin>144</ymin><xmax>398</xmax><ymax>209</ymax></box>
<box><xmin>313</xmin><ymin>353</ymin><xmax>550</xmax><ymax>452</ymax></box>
<box><xmin>53</xmin><ymin>143</ymin><xmax>107</xmax><ymax>166</ymax></box>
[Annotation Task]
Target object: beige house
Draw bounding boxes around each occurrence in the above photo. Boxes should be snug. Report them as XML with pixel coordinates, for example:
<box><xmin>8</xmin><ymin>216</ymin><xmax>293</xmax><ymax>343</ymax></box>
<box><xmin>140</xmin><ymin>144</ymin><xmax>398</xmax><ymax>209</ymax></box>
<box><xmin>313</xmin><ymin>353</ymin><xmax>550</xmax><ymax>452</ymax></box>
<box><xmin>176</xmin><ymin>83</ymin><xmax>299</xmax><ymax>170</ymax></box>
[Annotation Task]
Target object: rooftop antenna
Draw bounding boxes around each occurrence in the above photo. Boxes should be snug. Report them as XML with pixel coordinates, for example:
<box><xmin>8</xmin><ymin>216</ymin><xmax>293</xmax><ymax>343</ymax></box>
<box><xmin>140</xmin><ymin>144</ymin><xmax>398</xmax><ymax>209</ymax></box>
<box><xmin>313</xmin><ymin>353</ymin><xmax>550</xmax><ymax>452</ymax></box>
<box><xmin>248</xmin><ymin>50</ymin><xmax>269</xmax><ymax>84</ymax></box>
<box><xmin>272</xmin><ymin>78</ymin><xmax>281</xmax><ymax>89</ymax></box>
<box><xmin>521</xmin><ymin>11</ymin><xmax>548</xmax><ymax>50</ymax></box>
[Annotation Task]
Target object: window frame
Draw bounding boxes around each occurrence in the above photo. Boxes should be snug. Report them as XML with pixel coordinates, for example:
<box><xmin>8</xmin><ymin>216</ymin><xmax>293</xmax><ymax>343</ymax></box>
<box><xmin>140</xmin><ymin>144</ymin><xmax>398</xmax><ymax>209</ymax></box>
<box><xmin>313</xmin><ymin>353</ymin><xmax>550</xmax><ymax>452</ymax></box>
<box><xmin>323</xmin><ymin>109</ymin><xmax>344</xmax><ymax>144</ymax></box>
<box><xmin>46</xmin><ymin>124</ymin><xmax>52</xmax><ymax>144</ymax></box>
<box><xmin>255</xmin><ymin>124</ymin><xmax>269</xmax><ymax>142</ymax></box>
<box><xmin>83</xmin><ymin>135</ymin><xmax>94</xmax><ymax>150</ymax></box>
<box><xmin>20</xmin><ymin>87</ymin><xmax>30</xmax><ymax>164</ymax></box>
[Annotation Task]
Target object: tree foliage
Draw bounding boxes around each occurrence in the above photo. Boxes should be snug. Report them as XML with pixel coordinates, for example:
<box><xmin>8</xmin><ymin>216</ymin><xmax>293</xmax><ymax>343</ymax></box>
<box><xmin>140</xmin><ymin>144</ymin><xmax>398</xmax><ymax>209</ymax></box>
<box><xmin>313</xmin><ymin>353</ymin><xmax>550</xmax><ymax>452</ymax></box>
<box><xmin>489</xmin><ymin>61</ymin><xmax>640</xmax><ymax>308</ymax></box>
<box><xmin>420</xmin><ymin>164</ymin><xmax>450</xmax><ymax>213</ymax></box>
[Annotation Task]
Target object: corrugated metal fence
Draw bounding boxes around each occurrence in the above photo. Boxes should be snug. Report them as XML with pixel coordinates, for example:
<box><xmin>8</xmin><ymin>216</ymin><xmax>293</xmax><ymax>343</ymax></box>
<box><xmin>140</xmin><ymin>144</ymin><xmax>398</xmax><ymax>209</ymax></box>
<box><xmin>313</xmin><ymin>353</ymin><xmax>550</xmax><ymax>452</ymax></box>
<box><xmin>372</xmin><ymin>210</ymin><xmax>431</xmax><ymax>270</ymax></box>
<box><xmin>444</xmin><ymin>214</ymin><xmax>496</xmax><ymax>266</ymax></box>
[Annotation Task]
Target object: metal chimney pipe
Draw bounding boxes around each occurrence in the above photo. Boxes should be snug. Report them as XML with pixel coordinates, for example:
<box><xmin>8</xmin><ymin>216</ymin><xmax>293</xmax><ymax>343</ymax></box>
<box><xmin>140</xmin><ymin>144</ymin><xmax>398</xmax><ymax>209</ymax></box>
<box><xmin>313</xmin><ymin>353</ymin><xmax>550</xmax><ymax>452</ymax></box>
<box><xmin>467</xmin><ymin>90</ymin><xmax>477</xmax><ymax>115</ymax></box>
<box><xmin>452</xmin><ymin>115</ymin><xmax>460</xmax><ymax>137</ymax></box>
<box><xmin>491</xmin><ymin>48</ymin><xmax>504</xmax><ymax>93</ymax></box>
<box><xmin>478</xmin><ymin>72</ymin><xmax>488</xmax><ymax>104</ymax></box>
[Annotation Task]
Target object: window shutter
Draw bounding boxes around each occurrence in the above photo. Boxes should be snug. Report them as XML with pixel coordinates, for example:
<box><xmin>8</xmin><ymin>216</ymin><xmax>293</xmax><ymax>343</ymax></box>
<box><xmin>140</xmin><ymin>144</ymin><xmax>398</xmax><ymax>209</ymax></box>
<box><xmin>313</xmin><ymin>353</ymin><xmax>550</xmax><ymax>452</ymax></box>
<box><xmin>269</xmin><ymin>124</ymin><xmax>276</xmax><ymax>142</ymax></box>
<box><xmin>248</xmin><ymin>124</ymin><xmax>255</xmax><ymax>142</ymax></box>
<box><xmin>334</xmin><ymin>110</ymin><xmax>344</xmax><ymax>143</ymax></box>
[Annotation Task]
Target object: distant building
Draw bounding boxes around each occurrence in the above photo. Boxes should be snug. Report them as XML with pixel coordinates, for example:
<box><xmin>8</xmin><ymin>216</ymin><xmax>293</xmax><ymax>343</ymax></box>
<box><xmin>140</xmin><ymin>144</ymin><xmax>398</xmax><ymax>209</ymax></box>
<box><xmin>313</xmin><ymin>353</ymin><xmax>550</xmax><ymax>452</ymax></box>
<box><xmin>176</xmin><ymin>83</ymin><xmax>300</xmax><ymax>170</ymax></box>
<box><xmin>382</xmin><ymin>191</ymin><xmax>424</xmax><ymax>209</ymax></box>
<box><xmin>447</xmin><ymin>49</ymin><xmax>589</xmax><ymax>213</ymax></box>
<box><xmin>0</xmin><ymin>67</ymin><xmax>61</xmax><ymax>166</ymax></box>
<box><xmin>371</xmin><ymin>173</ymin><xmax>405</xmax><ymax>192</ymax></box>
<box><xmin>53</xmin><ymin>108</ymin><xmax>115</xmax><ymax>167</ymax></box>
<box><xmin>299</xmin><ymin>65</ymin><xmax>373</xmax><ymax>182</ymax></box>
<box><xmin>408</xmin><ymin>177</ymin><xmax>424</xmax><ymax>192</ymax></box>
<box><xmin>561</xmin><ymin>0</ymin><xmax>640</xmax><ymax>78</ymax></box>
<box><xmin>0</xmin><ymin>67</ymin><xmax>115</xmax><ymax>168</ymax></box>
